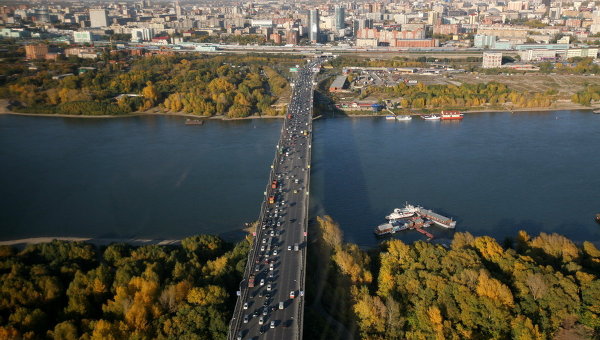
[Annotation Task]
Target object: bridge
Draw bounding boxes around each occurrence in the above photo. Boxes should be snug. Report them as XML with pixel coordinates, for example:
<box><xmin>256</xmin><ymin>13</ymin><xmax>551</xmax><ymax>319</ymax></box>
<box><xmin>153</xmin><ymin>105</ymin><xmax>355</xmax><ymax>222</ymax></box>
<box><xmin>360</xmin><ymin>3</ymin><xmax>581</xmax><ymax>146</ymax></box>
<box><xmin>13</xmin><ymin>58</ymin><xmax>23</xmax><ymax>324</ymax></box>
<box><xmin>228</xmin><ymin>59</ymin><xmax>321</xmax><ymax>340</ymax></box>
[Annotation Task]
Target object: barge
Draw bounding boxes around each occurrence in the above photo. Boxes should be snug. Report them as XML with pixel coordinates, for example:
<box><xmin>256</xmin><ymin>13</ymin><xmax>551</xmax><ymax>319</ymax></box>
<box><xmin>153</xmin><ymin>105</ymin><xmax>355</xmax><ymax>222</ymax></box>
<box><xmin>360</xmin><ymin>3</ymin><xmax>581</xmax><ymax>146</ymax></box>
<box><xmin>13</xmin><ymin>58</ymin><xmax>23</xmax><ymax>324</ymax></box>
<box><xmin>185</xmin><ymin>119</ymin><xmax>204</xmax><ymax>125</ymax></box>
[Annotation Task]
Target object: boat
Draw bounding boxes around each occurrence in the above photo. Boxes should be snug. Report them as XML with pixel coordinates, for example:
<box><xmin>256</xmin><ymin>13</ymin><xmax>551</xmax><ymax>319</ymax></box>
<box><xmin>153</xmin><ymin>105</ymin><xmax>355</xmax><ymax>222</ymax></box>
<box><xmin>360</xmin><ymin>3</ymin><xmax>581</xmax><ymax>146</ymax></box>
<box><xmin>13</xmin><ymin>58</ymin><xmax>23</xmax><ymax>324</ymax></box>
<box><xmin>185</xmin><ymin>119</ymin><xmax>204</xmax><ymax>125</ymax></box>
<box><xmin>440</xmin><ymin>110</ymin><xmax>464</xmax><ymax>120</ymax></box>
<box><xmin>385</xmin><ymin>204</ymin><xmax>418</xmax><ymax>221</ymax></box>
<box><xmin>593</xmin><ymin>109</ymin><xmax>600</xmax><ymax>114</ymax></box>
<box><xmin>421</xmin><ymin>115</ymin><xmax>441</xmax><ymax>120</ymax></box>
<box><xmin>596</xmin><ymin>214</ymin><xmax>600</xmax><ymax>224</ymax></box>
<box><xmin>385</xmin><ymin>115</ymin><xmax>396</xmax><ymax>120</ymax></box>
<box><xmin>374</xmin><ymin>221</ymin><xmax>409</xmax><ymax>236</ymax></box>
<box><xmin>395</xmin><ymin>115</ymin><xmax>412</xmax><ymax>121</ymax></box>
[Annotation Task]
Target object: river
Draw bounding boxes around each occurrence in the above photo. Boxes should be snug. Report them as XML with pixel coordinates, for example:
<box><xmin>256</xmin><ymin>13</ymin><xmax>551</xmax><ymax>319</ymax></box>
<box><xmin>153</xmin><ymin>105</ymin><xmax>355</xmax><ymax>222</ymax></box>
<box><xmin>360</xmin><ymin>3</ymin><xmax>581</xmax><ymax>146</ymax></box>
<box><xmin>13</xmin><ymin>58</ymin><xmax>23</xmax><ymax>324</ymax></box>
<box><xmin>1</xmin><ymin>111</ymin><xmax>599</xmax><ymax>247</ymax></box>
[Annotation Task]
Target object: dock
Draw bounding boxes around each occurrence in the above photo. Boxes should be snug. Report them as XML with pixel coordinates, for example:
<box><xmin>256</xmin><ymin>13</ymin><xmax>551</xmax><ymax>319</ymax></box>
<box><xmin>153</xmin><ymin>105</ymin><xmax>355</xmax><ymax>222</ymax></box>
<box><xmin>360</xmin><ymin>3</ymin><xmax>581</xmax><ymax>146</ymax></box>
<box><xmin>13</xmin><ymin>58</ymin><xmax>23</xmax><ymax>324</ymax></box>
<box><xmin>415</xmin><ymin>207</ymin><xmax>456</xmax><ymax>229</ymax></box>
<box><xmin>374</xmin><ymin>203</ymin><xmax>456</xmax><ymax>239</ymax></box>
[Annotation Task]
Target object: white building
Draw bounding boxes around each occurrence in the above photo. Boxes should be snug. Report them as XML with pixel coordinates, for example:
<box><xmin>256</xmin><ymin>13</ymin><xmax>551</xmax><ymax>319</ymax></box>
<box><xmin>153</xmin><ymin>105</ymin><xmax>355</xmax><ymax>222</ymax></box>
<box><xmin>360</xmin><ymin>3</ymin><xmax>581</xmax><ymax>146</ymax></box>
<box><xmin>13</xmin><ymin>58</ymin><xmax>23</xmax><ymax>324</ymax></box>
<box><xmin>518</xmin><ymin>49</ymin><xmax>556</xmax><ymax>62</ymax></box>
<box><xmin>131</xmin><ymin>28</ymin><xmax>154</xmax><ymax>42</ymax></box>
<box><xmin>565</xmin><ymin>48</ymin><xmax>599</xmax><ymax>60</ymax></box>
<box><xmin>251</xmin><ymin>19</ymin><xmax>273</xmax><ymax>27</ymax></box>
<box><xmin>482</xmin><ymin>52</ymin><xmax>503</xmax><ymax>68</ymax></box>
<box><xmin>89</xmin><ymin>9</ymin><xmax>108</xmax><ymax>28</ymax></box>
<box><xmin>73</xmin><ymin>31</ymin><xmax>93</xmax><ymax>43</ymax></box>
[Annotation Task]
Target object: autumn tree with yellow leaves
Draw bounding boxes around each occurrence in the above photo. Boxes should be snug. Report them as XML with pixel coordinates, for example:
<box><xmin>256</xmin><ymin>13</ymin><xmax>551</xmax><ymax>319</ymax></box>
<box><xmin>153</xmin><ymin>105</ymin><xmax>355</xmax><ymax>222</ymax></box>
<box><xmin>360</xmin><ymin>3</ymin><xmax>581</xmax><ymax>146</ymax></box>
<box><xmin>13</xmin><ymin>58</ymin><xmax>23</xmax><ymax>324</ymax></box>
<box><xmin>314</xmin><ymin>215</ymin><xmax>600</xmax><ymax>340</ymax></box>
<box><xmin>0</xmin><ymin>235</ymin><xmax>251</xmax><ymax>339</ymax></box>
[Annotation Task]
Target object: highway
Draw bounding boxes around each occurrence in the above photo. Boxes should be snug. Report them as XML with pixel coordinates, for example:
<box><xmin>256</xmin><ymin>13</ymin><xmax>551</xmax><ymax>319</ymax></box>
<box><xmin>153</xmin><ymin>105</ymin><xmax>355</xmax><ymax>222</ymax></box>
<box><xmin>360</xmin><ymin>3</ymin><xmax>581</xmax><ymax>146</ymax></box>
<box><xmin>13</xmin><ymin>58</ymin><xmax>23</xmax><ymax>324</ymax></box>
<box><xmin>228</xmin><ymin>59</ymin><xmax>321</xmax><ymax>340</ymax></box>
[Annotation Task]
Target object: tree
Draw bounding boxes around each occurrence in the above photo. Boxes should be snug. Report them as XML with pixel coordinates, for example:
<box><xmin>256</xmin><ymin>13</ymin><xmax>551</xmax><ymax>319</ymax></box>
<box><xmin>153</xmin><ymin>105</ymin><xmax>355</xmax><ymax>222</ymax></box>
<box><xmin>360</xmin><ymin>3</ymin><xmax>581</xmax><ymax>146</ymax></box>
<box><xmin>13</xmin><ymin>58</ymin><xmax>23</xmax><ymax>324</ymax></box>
<box><xmin>49</xmin><ymin>321</ymin><xmax>78</xmax><ymax>340</ymax></box>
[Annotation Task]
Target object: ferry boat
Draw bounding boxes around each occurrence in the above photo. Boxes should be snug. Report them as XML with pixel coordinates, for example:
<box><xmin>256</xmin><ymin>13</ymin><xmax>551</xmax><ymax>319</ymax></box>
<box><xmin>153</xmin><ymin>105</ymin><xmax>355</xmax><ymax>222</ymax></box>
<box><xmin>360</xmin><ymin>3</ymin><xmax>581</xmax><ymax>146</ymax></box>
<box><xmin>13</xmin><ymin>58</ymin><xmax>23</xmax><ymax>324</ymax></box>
<box><xmin>396</xmin><ymin>115</ymin><xmax>412</xmax><ymax>121</ymax></box>
<box><xmin>440</xmin><ymin>110</ymin><xmax>464</xmax><ymax>120</ymax></box>
<box><xmin>421</xmin><ymin>115</ymin><xmax>441</xmax><ymax>120</ymax></box>
<box><xmin>385</xmin><ymin>115</ymin><xmax>396</xmax><ymax>120</ymax></box>
<box><xmin>185</xmin><ymin>119</ymin><xmax>204</xmax><ymax>125</ymax></box>
<box><xmin>385</xmin><ymin>204</ymin><xmax>418</xmax><ymax>221</ymax></box>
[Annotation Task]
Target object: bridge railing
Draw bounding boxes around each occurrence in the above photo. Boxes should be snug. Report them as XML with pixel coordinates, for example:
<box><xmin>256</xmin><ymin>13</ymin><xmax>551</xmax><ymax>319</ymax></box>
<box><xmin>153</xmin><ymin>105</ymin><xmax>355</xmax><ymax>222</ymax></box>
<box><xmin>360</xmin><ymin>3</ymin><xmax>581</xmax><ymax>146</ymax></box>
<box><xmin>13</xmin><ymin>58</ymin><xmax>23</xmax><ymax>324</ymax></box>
<box><xmin>297</xmin><ymin>68</ymin><xmax>317</xmax><ymax>340</ymax></box>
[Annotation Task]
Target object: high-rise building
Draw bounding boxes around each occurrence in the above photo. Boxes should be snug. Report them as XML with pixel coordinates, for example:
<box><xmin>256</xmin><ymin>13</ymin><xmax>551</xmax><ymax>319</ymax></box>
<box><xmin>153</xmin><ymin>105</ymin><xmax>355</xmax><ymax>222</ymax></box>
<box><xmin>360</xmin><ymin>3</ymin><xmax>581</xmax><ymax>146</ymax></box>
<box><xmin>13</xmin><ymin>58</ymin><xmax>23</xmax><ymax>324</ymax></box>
<box><xmin>474</xmin><ymin>34</ymin><xmax>496</xmax><ymax>48</ymax></box>
<box><xmin>353</xmin><ymin>18</ymin><xmax>373</xmax><ymax>36</ymax></box>
<box><xmin>131</xmin><ymin>28</ymin><xmax>154</xmax><ymax>42</ymax></box>
<box><xmin>428</xmin><ymin>11</ymin><xmax>439</xmax><ymax>25</ymax></box>
<box><xmin>35</xmin><ymin>9</ymin><xmax>50</xmax><ymax>23</ymax></box>
<box><xmin>482</xmin><ymin>52</ymin><xmax>502</xmax><ymax>68</ymax></box>
<box><xmin>89</xmin><ymin>9</ymin><xmax>108</xmax><ymax>27</ymax></box>
<box><xmin>25</xmin><ymin>44</ymin><xmax>48</xmax><ymax>60</ymax></box>
<box><xmin>175</xmin><ymin>0</ymin><xmax>182</xmax><ymax>18</ymax></box>
<box><xmin>309</xmin><ymin>9</ymin><xmax>319</xmax><ymax>43</ymax></box>
<box><xmin>335</xmin><ymin>7</ymin><xmax>345</xmax><ymax>30</ymax></box>
<box><xmin>286</xmin><ymin>29</ymin><xmax>299</xmax><ymax>44</ymax></box>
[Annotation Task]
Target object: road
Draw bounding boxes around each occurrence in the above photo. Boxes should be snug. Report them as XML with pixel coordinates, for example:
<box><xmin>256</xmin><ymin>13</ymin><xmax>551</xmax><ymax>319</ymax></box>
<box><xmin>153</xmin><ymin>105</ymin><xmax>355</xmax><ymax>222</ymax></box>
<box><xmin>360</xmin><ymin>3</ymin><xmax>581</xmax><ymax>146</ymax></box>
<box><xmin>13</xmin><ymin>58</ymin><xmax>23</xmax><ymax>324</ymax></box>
<box><xmin>228</xmin><ymin>59</ymin><xmax>322</xmax><ymax>340</ymax></box>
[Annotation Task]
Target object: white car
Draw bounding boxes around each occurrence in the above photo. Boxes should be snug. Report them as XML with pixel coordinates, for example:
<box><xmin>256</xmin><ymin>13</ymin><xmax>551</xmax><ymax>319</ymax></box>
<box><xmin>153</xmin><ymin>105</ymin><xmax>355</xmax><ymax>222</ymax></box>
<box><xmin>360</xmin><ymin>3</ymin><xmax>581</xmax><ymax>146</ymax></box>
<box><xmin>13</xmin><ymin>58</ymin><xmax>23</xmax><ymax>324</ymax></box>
<box><xmin>269</xmin><ymin>263</ymin><xmax>274</xmax><ymax>271</ymax></box>
<box><xmin>260</xmin><ymin>279</ymin><xmax>265</xmax><ymax>286</ymax></box>
<box><xmin>287</xmin><ymin>245</ymin><xmax>292</xmax><ymax>251</ymax></box>
<box><xmin>273</xmin><ymin>250</ymin><xmax>278</xmax><ymax>256</ymax></box>
<box><xmin>270</xmin><ymin>321</ymin><xmax>275</xmax><ymax>329</ymax></box>
<box><xmin>267</xmin><ymin>284</ymin><xmax>272</xmax><ymax>291</ymax></box>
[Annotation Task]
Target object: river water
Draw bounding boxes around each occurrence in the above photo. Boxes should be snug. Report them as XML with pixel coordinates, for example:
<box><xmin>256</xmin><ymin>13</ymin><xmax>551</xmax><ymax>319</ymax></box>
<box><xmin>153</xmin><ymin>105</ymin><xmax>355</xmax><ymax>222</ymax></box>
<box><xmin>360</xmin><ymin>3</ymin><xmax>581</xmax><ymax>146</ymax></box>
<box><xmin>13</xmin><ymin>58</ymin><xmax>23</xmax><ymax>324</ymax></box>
<box><xmin>1</xmin><ymin>111</ymin><xmax>599</xmax><ymax>247</ymax></box>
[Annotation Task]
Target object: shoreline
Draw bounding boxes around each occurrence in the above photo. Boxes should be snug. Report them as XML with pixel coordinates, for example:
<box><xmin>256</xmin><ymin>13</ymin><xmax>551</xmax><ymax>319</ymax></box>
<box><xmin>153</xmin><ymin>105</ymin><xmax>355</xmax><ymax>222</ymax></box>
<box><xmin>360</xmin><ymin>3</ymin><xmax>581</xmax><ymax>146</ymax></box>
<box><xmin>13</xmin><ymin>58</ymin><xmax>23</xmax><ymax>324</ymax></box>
<box><xmin>3</xmin><ymin>99</ymin><xmax>597</xmax><ymax>121</ymax></box>
<box><xmin>0</xmin><ymin>110</ymin><xmax>286</xmax><ymax>120</ymax></box>
<box><xmin>0</xmin><ymin>236</ymin><xmax>182</xmax><ymax>248</ymax></box>
<box><xmin>336</xmin><ymin>104</ymin><xmax>599</xmax><ymax>118</ymax></box>
<box><xmin>0</xmin><ymin>99</ymin><xmax>285</xmax><ymax>120</ymax></box>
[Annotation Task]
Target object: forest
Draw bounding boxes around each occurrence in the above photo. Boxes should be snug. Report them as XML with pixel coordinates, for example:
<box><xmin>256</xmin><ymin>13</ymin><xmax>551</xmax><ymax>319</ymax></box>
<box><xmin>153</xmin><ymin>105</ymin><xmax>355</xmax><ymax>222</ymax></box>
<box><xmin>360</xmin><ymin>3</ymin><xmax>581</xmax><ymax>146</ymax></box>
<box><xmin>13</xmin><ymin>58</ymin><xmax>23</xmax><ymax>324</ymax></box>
<box><xmin>311</xmin><ymin>216</ymin><xmax>600</xmax><ymax>340</ymax></box>
<box><xmin>0</xmin><ymin>54</ymin><xmax>299</xmax><ymax>117</ymax></box>
<box><xmin>0</xmin><ymin>235</ymin><xmax>250</xmax><ymax>339</ymax></box>
<box><xmin>366</xmin><ymin>82</ymin><xmax>555</xmax><ymax>110</ymax></box>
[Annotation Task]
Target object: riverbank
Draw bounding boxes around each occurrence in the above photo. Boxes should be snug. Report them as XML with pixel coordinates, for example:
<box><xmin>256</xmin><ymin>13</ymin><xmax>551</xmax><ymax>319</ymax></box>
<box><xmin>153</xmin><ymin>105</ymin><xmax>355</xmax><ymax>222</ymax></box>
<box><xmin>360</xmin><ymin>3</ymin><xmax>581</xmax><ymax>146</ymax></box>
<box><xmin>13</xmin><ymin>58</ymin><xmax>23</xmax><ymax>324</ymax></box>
<box><xmin>333</xmin><ymin>102</ymin><xmax>599</xmax><ymax>118</ymax></box>
<box><xmin>0</xmin><ymin>236</ymin><xmax>181</xmax><ymax>248</ymax></box>
<box><xmin>0</xmin><ymin>99</ymin><xmax>285</xmax><ymax>120</ymax></box>
<box><xmin>4</xmin><ymin>99</ymin><xmax>597</xmax><ymax>121</ymax></box>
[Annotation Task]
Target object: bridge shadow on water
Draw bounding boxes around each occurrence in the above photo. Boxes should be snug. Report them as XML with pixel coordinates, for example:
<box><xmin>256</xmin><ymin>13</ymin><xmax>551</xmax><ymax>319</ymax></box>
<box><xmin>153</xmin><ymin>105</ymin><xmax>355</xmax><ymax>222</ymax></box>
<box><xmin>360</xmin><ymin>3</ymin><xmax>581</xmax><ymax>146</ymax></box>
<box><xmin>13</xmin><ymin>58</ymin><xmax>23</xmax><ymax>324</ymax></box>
<box><xmin>310</xmin><ymin>116</ymin><xmax>375</xmax><ymax>247</ymax></box>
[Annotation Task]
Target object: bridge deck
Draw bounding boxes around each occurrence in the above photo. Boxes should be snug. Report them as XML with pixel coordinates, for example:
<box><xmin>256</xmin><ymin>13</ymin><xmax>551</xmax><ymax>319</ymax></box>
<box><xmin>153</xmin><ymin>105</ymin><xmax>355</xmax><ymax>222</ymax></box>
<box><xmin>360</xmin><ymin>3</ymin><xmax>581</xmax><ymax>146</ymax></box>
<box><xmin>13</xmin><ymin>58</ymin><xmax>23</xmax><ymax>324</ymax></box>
<box><xmin>228</xmin><ymin>60</ymin><xmax>320</xmax><ymax>340</ymax></box>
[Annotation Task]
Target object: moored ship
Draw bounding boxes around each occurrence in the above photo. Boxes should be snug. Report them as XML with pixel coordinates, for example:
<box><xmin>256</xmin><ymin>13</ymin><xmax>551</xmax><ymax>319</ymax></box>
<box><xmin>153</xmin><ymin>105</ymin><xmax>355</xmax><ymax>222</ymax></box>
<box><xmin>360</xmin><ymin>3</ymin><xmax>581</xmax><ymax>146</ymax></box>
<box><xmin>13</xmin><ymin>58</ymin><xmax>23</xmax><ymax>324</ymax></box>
<box><xmin>385</xmin><ymin>204</ymin><xmax>418</xmax><ymax>221</ymax></box>
<box><xmin>396</xmin><ymin>115</ymin><xmax>412</xmax><ymax>121</ymax></box>
<box><xmin>185</xmin><ymin>119</ymin><xmax>204</xmax><ymax>125</ymax></box>
<box><xmin>373</xmin><ymin>203</ymin><xmax>457</xmax><ymax>236</ymax></box>
<box><xmin>440</xmin><ymin>110</ymin><xmax>464</xmax><ymax>120</ymax></box>
<box><xmin>421</xmin><ymin>115</ymin><xmax>441</xmax><ymax>120</ymax></box>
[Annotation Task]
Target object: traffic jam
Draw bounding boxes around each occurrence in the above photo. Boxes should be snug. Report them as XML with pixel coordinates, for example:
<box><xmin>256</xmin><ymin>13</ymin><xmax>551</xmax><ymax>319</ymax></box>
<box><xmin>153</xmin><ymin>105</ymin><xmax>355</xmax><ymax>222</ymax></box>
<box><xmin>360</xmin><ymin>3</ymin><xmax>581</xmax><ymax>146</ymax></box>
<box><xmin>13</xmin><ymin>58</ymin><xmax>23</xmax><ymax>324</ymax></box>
<box><xmin>234</xmin><ymin>59</ymin><xmax>321</xmax><ymax>340</ymax></box>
